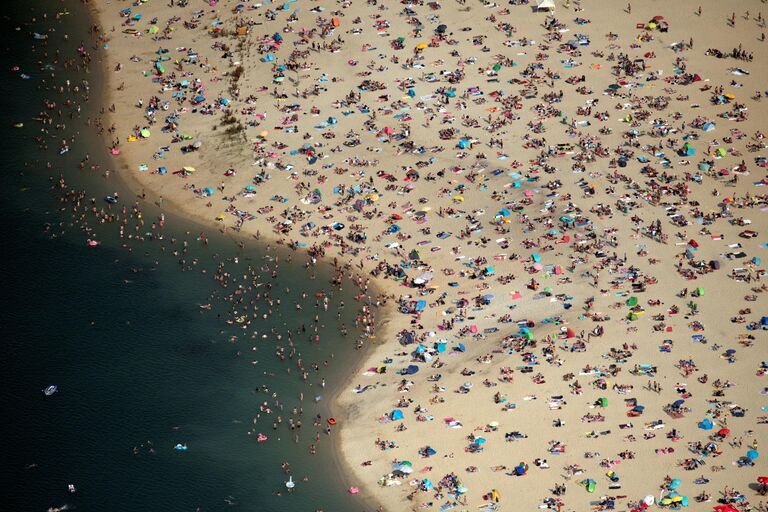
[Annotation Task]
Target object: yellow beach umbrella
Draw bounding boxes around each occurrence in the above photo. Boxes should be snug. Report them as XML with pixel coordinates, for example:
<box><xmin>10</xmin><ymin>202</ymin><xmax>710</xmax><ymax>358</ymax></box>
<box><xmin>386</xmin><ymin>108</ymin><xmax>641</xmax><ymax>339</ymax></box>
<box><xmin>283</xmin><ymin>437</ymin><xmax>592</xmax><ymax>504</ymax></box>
<box><xmin>182</xmin><ymin>166</ymin><xmax>196</xmax><ymax>173</ymax></box>
<box><xmin>453</xmin><ymin>194</ymin><xmax>464</xmax><ymax>202</ymax></box>
<box><xmin>259</xmin><ymin>130</ymin><xmax>269</xmax><ymax>137</ymax></box>
<box><xmin>416</xmin><ymin>43</ymin><xmax>428</xmax><ymax>50</ymax></box>
<box><xmin>215</xmin><ymin>214</ymin><xmax>226</xmax><ymax>221</ymax></box>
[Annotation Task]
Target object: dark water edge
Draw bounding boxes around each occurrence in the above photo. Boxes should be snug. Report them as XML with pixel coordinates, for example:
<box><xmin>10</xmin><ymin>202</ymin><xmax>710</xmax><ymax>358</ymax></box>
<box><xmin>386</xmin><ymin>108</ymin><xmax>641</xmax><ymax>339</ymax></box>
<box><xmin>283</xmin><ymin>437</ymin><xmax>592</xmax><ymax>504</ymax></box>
<box><xmin>0</xmin><ymin>2</ymin><xmax>372</xmax><ymax>511</ymax></box>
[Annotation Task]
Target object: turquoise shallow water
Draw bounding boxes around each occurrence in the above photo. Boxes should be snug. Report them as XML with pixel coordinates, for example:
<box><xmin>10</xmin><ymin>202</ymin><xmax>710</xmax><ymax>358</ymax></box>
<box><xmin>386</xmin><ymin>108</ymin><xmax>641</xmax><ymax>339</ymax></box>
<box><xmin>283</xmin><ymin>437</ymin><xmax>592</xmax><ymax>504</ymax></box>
<box><xmin>0</xmin><ymin>2</ymin><xmax>368</xmax><ymax>511</ymax></box>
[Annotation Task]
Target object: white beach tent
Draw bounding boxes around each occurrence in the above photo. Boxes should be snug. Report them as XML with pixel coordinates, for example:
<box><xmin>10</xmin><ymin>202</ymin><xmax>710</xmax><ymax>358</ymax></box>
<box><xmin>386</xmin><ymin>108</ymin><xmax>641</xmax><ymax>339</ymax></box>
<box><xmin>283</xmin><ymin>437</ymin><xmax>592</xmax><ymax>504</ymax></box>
<box><xmin>536</xmin><ymin>0</ymin><xmax>556</xmax><ymax>11</ymax></box>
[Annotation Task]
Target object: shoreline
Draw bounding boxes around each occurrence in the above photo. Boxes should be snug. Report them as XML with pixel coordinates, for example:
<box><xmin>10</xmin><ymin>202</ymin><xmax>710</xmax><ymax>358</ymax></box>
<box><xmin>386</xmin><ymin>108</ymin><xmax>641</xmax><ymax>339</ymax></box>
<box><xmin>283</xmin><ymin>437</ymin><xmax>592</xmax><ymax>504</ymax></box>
<box><xmin>88</xmin><ymin>5</ymin><xmax>400</xmax><ymax>509</ymax></box>
<box><xmin>85</xmin><ymin>1</ymin><xmax>767</xmax><ymax>511</ymax></box>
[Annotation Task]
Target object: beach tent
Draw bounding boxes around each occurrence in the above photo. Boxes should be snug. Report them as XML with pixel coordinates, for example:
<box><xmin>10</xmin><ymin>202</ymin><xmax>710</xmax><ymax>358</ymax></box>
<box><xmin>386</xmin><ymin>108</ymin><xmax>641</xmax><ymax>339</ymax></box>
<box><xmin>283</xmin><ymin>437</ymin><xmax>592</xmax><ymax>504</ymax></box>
<box><xmin>391</xmin><ymin>409</ymin><xmax>404</xmax><ymax>420</ymax></box>
<box><xmin>536</xmin><ymin>0</ymin><xmax>556</xmax><ymax>11</ymax></box>
<box><xmin>404</xmin><ymin>364</ymin><xmax>420</xmax><ymax>375</ymax></box>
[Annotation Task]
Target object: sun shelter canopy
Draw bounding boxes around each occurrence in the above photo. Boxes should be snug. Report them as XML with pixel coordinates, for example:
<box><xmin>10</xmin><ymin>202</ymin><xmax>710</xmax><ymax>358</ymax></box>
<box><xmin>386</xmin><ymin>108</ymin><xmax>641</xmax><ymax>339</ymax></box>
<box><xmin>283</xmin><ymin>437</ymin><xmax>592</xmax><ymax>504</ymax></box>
<box><xmin>536</xmin><ymin>0</ymin><xmax>556</xmax><ymax>11</ymax></box>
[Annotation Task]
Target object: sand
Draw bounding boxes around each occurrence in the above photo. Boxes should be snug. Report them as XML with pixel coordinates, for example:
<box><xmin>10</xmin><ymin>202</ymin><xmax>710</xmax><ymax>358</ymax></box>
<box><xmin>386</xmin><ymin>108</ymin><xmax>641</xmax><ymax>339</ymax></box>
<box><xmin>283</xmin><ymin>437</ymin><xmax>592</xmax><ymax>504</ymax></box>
<box><xmin>90</xmin><ymin>0</ymin><xmax>767</xmax><ymax>510</ymax></box>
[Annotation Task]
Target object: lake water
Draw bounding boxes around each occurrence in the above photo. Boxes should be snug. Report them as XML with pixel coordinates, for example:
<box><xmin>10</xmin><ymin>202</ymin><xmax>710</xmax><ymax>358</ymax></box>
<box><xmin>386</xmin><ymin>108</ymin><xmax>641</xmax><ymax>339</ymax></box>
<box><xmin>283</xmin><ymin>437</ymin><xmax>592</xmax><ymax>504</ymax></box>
<box><xmin>1</xmin><ymin>2</ymin><xmax>369</xmax><ymax>511</ymax></box>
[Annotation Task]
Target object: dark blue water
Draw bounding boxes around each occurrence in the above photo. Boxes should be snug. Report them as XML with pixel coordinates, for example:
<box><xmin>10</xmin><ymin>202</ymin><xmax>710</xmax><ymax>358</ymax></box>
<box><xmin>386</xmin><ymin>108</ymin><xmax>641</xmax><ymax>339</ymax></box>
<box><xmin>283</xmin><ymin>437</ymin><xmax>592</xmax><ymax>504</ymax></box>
<box><xmin>1</xmin><ymin>2</ymin><xmax>368</xmax><ymax>511</ymax></box>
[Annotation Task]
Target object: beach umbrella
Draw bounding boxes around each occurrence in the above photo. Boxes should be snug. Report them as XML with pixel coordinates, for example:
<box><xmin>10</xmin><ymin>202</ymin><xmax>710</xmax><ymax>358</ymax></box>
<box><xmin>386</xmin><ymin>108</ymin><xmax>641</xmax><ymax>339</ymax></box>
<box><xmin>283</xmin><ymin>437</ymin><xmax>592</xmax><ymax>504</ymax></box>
<box><xmin>626</xmin><ymin>296</ymin><xmax>638</xmax><ymax>307</ymax></box>
<box><xmin>140</xmin><ymin>128</ymin><xmax>151</xmax><ymax>138</ymax></box>
<box><xmin>747</xmin><ymin>449</ymin><xmax>759</xmax><ymax>460</ymax></box>
<box><xmin>245</xmin><ymin>184</ymin><xmax>256</xmax><ymax>191</ymax></box>
<box><xmin>717</xmin><ymin>428</ymin><xmax>730</xmax><ymax>437</ymax></box>
<box><xmin>474</xmin><ymin>437</ymin><xmax>487</xmax><ymax>444</ymax></box>
<box><xmin>643</xmin><ymin>495</ymin><xmax>655</xmax><ymax>506</ymax></box>
<box><xmin>405</xmin><ymin>364</ymin><xmax>419</xmax><ymax>375</ymax></box>
<box><xmin>436</xmin><ymin>24</ymin><xmax>447</xmax><ymax>34</ymax></box>
<box><xmin>391</xmin><ymin>409</ymin><xmax>404</xmax><ymax>420</ymax></box>
<box><xmin>669</xmin><ymin>478</ymin><xmax>682</xmax><ymax>490</ymax></box>
<box><xmin>757</xmin><ymin>476</ymin><xmax>768</xmax><ymax>484</ymax></box>
<box><xmin>672</xmin><ymin>399</ymin><xmax>685</xmax><ymax>408</ymax></box>
<box><xmin>203</xmin><ymin>187</ymin><xmax>215</xmax><ymax>196</ymax></box>
<box><xmin>399</xmin><ymin>460</ymin><xmax>413</xmax><ymax>467</ymax></box>
<box><xmin>416</xmin><ymin>42</ymin><xmax>428</xmax><ymax>49</ymax></box>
